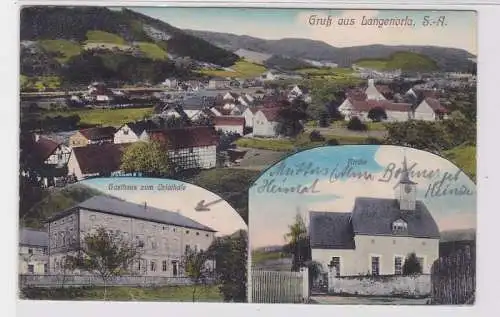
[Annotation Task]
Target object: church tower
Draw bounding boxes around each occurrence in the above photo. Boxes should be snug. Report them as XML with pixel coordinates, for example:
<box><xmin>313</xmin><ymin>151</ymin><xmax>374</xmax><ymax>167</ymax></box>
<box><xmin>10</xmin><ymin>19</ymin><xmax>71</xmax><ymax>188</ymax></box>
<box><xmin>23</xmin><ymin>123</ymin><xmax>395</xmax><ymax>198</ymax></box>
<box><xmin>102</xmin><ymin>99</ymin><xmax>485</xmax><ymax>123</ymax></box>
<box><xmin>395</xmin><ymin>155</ymin><xmax>417</xmax><ymax>211</ymax></box>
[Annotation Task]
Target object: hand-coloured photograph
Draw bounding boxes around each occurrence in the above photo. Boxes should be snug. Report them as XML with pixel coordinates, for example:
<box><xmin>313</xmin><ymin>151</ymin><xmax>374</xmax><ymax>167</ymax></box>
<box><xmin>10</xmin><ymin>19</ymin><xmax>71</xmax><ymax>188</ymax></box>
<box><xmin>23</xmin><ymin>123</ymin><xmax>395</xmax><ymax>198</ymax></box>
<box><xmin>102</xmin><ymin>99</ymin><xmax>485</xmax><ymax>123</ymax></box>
<box><xmin>248</xmin><ymin>145</ymin><xmax>476</xmax><ymax>305</ymax></box>
<box><xmin>19</xmin><ymin>177</ymin><xmax>247</xmax><ymax>302</ymax></box>
<box><xmin>18</xmin><ymin>5</ymin><xmax>476</xmax><ymax>305</ymax></box>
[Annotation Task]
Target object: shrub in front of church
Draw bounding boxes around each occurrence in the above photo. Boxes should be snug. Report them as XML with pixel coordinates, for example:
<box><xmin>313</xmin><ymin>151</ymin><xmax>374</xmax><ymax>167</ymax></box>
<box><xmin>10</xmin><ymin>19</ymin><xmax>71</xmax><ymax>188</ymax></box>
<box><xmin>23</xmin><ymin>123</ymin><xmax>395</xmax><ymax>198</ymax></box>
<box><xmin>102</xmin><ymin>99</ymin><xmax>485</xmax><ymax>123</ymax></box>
<box><xmin>403</xmin><ymin>252</ymin><xmax>423</xmax><ymax>275</ymax></box>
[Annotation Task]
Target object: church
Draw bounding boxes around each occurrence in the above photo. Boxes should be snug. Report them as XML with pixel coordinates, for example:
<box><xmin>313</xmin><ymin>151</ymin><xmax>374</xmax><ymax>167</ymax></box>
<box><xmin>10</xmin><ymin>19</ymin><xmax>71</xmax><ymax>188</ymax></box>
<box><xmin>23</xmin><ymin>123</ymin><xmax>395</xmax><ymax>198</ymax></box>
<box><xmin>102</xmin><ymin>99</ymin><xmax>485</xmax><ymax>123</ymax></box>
<box><xmin>309</xmin><ymin>157</ymin><xmax>440</xmax><ymax>276</ymax></box>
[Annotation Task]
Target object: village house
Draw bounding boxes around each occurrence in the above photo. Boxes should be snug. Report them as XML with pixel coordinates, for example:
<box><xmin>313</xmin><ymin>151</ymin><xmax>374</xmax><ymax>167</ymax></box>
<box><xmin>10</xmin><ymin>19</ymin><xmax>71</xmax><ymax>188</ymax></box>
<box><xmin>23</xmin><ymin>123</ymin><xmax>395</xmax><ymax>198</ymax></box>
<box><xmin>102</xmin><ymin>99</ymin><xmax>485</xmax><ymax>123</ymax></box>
<box><xmin>148</xmin><ymin>126</ymin><xmax>218</xmax><ymax>170</ymax></box>
<box><xmin>242</xmin><ymin>107</ymin><xmax>257</xmax><ymax>128</ymax></box>
<box><xmin>208</xmin><ymin>77</ymin><xmax>230</xmax><ymax>90</ymax></box>
<box><xmin>309</xmin><ymin>157</ymin><xmax>440</xmax><ymax>276</ymax></box>
<box><xmin>253</xmin><ymin>108</ymin><xmax>281</xmax><ymax>137</ymax></box>
<box><xmin>66</xmin><ymin>143</ymin><xmax>131</xmax><ymax>181</ymax></box>
<box><xmin>23</xmin><ymin>135</ymin><xmax>72</xmax><ymax>187</ymax></box>
<box><xmin>114</xmin><ymin>121</ymin><xmax>160</xmax><ymax>144</ymax></box>
<box><xmin>364</xmin><ymin>79</ymin><xmax>388</xmax><ymax>101</ymax></box>
<box><xmin>413</xmin><ymin>97</ymin><xmax>448</xmax><ymax>121</ymax></box>
<box><xmin>162</xmin><ymin>78</ymin><xmax>178</xmax><ymax>89</ymax></box>
<box><xmin>69</xmin><ymin>127</ymin><xmax>116</xmax><ymax>148</ymax></box>
<box><xmin>179</xmin><ymin>95</ymin><xmax>217</xmax><ymax>121</ymax></box>
<box><xmin>46</xmin><ymin>196</ymin><xmax>216</xmax><ymax>277</ymax></box>
<box><xmin>288</xmin><ymin>84</ymin><xmax>311</xmax><ymax>103</ymax></box>
<box><xmin>213</xmin><ymin>116</ymin><xmax>245</xmax><ymax>135</ymax></box>
<box><xmin>19</xmin><ymin>228</ymin><xmax>49</xmax><ymax>275</ymax></box>
<box><xmin>338</xmin><ymin>99</ymin><xmax>413</xmax><ymax>122</ymax></box>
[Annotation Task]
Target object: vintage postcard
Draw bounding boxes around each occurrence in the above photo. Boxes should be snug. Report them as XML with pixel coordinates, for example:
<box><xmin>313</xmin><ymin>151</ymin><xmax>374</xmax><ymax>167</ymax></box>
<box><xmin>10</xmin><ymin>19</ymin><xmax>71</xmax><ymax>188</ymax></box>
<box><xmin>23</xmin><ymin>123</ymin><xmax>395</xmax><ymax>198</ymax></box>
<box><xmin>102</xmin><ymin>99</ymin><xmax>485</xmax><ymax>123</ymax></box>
<box><xmin>249</xmin><ymin>145</ymin><xmax>476</xmax><ymax>305</ymax></box>
<box><xmin>19</xmin><ymin>5</ymin><xmax>476</xmax><ymax>304</ymax></box>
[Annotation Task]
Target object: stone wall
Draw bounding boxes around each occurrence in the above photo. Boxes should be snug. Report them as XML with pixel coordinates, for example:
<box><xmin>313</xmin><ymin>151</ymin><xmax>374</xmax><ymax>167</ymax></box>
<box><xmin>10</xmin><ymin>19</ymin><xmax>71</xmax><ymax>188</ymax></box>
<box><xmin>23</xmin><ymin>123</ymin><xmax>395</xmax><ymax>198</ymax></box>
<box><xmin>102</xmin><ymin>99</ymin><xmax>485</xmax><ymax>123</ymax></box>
<box><xmin>328</xmin><ymin>273</ymin><xmax>431</xmax><ymax>297</ymax></box>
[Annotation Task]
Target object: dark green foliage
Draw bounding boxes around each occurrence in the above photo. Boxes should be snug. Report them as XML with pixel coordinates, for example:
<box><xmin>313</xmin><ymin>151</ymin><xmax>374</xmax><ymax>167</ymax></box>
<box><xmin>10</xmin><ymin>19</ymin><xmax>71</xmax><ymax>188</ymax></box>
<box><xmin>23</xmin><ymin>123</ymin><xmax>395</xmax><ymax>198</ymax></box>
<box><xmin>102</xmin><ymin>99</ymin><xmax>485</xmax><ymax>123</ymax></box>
<box><xmin>207</xmin><ymin>230</ymin><xmax>247</xmax><ymax>302</ymax></box>
<box><xmin>364</xmin><ymin>137</ymin><xmax>382</xmax><ymax>145</ymax></box>
<box><xmin>275</xmin><ymin>98</ymin><xmax>307</xmax><ymax>137</ymax></box>
<box><xmin>309</xmin><ymin>130</ymin><xmax>325</xmax><ymax>142</ymax></box>
<box><xmin>178</xmin><ymin>169</ymin><xmax>260</xmax><ymax>225</ymax></box>
<box><xmin>19</xmin><ymin>183</ymin><xmax>107</xmax><ymax>229</ymax></box>
<box><xmin>346</xmin><ymin>117</ymin><xmax>367</xmax><ymax>131</ymax></box>
<box><xmin>384</xmin><ymin>111</ymin><xmax>476</xmax><ymax>153</ymax></box>
<box><xmin>368</xmin><ymin>107</ymin><xmax>387</xmax><ymax>122</ymax></box>
<box><xmin>21</xmin><ymin>114</ymin><xmax>82</xmax><ymax>133</ymax></box>
<box><xmin>318</xmin><ymin>110</ymin><xmax>330</xmax><ymax>127</ymax></box>
<box><xmin>325</xmin><ymin>139</ymin><xmax>339</xmax><ymax>146</ymax></box>
<box><xmin>263</xmin><ymin>55</ymin><xmax>312</xmax><ymax>70</ymax></box>
<box><xmin>20</xmin><ymin>287</ymin><xmax>89</xmax><ymax>300</ymax></box>
<box><xmin>403</xmin><ymin>252</ymin><xmax>422</xmax><ymax>275</ymax></box>
<box><xmin>283</xmin><ymin>214</ymin><xmax>311</xmax><ymax>271</ymax></box>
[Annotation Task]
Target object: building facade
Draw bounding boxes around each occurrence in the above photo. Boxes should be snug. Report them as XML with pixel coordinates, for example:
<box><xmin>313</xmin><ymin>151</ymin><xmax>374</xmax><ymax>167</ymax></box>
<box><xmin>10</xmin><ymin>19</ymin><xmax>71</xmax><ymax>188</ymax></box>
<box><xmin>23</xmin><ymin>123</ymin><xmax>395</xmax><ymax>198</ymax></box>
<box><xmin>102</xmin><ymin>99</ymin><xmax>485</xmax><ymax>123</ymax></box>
<box><xmin>19</xmin><ymin>228</ymin><xmax>49</xmax><ymax>275</ymax></box>
<box><xmin>310</xmin><ymin>157</ymin><xmax>440</xmax><ymax>276</ymax></box>
<box><xmin>69</xmin><ymin>127</ymin><xmax>116</xmax><ymax>148</ymax></box>
<box><xmin>47</xmin><ymin>196</ymin><xmax>216</xmax><ymax>277</ymax></box>
<box><xmin>253</xmin><ymin>108</ymin><xmax>280</xmax><ymax>137</ymax></box>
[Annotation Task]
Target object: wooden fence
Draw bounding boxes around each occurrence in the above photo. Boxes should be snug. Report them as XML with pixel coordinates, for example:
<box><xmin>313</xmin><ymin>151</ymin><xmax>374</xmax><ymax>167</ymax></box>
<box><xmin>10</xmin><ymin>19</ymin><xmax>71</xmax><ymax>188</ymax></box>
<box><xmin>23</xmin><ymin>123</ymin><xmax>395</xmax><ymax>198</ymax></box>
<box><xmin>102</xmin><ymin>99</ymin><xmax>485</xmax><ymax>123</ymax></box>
<box><xmin>250</xmin><ymin>268</ymin><xmax>308</xmax><ymax>303</ymax></box>
<box><xmin>430</xmin><ymin>246</ymin><xmax>475</xmax><ymax>305</ymax></box>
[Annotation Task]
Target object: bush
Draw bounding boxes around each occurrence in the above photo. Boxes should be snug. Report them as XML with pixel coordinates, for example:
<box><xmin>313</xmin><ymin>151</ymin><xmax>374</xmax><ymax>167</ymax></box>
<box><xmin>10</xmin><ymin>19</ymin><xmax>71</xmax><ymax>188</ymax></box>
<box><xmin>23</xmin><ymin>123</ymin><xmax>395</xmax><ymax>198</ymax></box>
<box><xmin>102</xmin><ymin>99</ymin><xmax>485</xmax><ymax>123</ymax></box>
<box><xmin>325</xmin><ymin>139</ymin><xmax>339</xmax><ymax>146</ymax></box>
<box><xmin>368</xmin><ymin>107</ymin><xmax>388</xmax><ymax>122</ymax></box>
<box><xmin>309</xmin><ymin>130</ymin><xmax>325</xmax><ymax>142</ymax></box>
<box><xmin>347</xmin><ymin>117</ymin><xmax>368</xmax><ymax>131</ymax></box>
<box><xmin>364</xmin><ymin>137</ymin><xmax>382</xmax><ymax>145</ymax></box>
<box><xmin>403</xmin><ymin>252</ymin><xmax>423</xmax><ymax>275</ymax></box>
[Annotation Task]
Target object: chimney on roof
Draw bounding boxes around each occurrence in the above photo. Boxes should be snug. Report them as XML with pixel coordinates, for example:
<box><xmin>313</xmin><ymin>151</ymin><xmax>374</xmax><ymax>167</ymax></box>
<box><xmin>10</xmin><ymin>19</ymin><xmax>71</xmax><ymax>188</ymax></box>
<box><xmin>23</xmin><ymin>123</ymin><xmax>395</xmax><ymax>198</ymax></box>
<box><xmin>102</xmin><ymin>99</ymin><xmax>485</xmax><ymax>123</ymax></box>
<box><xmin>144</xmin><ymin>202</ymin><xmax>147</xmax><ymax>211</ymax></box>
<box><xmin>34</xmin><ymin>133</ymin><xmax>40</xmax><ymax>142</ymax></box>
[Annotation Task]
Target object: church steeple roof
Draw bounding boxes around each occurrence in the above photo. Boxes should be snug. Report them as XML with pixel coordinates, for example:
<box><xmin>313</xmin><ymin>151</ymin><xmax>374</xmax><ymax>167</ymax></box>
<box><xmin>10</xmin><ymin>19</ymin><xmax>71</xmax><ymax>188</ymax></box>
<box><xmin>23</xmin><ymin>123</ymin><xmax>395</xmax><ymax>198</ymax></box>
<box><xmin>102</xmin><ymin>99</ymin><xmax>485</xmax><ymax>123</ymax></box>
<box><xmin>398</xmin><ymin>155</ymin><xmax>417</xmax><ymax>185</ymax></box>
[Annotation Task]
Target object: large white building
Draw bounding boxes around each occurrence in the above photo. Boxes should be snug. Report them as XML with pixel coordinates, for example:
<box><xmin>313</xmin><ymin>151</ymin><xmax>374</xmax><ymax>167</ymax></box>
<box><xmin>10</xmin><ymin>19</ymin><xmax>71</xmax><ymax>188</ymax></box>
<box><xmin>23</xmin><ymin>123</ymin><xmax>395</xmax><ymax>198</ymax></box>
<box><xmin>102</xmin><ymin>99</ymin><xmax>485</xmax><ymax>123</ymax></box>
<box><xmin>46</xmin><ymin>196</ymin><xmax>217</xmax><ymax>277</ymax></box>
<box><xmin>310</xmin><ymin>157</ymin><xmax>440</xmax><ymax>276</ymax></box>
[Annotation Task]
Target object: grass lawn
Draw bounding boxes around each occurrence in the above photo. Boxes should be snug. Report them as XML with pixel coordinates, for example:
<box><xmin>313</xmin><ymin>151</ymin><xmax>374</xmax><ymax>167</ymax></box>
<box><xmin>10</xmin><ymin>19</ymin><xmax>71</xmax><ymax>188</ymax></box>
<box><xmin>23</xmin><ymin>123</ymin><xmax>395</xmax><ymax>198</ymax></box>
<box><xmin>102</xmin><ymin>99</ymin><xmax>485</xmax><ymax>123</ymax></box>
<box><xmin>235</xmin><ymin>133</ymin><xmax>378</xmax><ymax>152</ymax></box>
<box><xmin>45</xmin><ymin>107</ymin><xmax>153</xmax><ymax>127</ymax></box>
<box><xmin>443</xmin><ymin>145</ymin><xmax>476</xmax><ymax>181</ymax></box>
<box><xmin>21</xmin><ymin>285</ymin><xmax>223</xmax><ymax>302</ymax></box>
<box><xmin>198</xmin><ymin>60</ymin><xmax>267</xmax><ymax>79</ymax></box>
<box><xmin>86</xmin><ymin>30</ymin><xmax>126</xmax><ymax>45</ymax></box>
<box><xmin>252</xmin><ymin>251</ymin><xmax>285</xmax><ymax>264</ymax></box>
<box><xmin>137</xmin><ymin>42</ymin><xmax>168</xmax><ymax>60</ymax></box>
<box><xmin>39</xmin><ymin>39</ymin><xmax>82</xmax><ymax>63</ymax></box>
<box><xmin>297</xmin><ymin>67</ymin><xmax>354</xmax><ymax>76</ymax></box>
<box><xmin>20</xmin><ymin>76</ymin><xmax>62</xmax><ymax>91</ymax></box>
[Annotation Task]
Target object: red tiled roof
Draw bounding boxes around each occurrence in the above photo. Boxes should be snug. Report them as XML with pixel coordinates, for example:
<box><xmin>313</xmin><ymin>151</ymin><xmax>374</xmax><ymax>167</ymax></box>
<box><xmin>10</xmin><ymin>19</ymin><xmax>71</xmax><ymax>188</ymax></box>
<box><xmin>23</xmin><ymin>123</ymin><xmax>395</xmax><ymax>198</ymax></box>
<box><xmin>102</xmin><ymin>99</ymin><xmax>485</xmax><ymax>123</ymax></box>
<box><xmin>78</xmin><ymin>127</ymin><xmax>116</xmax><ymax>141</ymax></box>
<box><xmin>72</xmin><ymin>143</ymin><xmax>130</xmax><ymax>175</ymax></box>
<box><xmin>349</xmin><ymin>99</ymin><xmax>412</xmax><ymax>113</ymax></box>
<box><xmin>258</xmin><ymin>107</ymin><xmax>282</xmax><ymax>121</ymax></box>
<box><xmin>423</xmin><ymin>97</ymin><xmax>448</xmax><ymax>113</ymax></box>
<box><xmin>213</xmin><ymin>116</ymin><xmax>245</xmax><ymax>126</ymax></box>
<box><xmin>33</xmin><ymin>136</ymin><xmax>60</xmax><ymax>162</ymax></box>
<box><xmin>150</xmin><ymin>126</ymin><xmax>219</xmax><ymax>149</ymax></box>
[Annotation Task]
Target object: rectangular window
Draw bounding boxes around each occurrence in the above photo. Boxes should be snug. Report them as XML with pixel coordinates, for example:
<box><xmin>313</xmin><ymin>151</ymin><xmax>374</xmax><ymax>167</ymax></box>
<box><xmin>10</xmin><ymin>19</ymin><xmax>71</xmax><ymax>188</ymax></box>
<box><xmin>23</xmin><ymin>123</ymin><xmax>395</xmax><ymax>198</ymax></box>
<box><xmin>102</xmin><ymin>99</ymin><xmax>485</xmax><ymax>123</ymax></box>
<box><xmin>394</xmin><ymin>257</ymin><xmax>403</xmax><ymax>275</ymax></box>
<box><xmin>162</xmin><ymin>260</ymin><xmax>167</xmax><ymax>272</ymax></box>
<box><xmin>329</xmin><ymin>257</ymin><xmax>341</xmax><ymax>277</ymax></box>
<box><xmin>43</xmin><ymin>247</ymin><xmax>47</xmax><ymax>255</ymax></box>
<box><xmin>27</xmin><ymin>264</ymin><xmax>34</xmax><ymax>274</ymax></box>
<box><xmin>185</xmin><ymin>245</ymin><xmax>191</xmax><ymax>254</ymax></box>
<box><xmin>371</xmin><ymin>256</ymin><xmax>380</xmax><ymax>276</ymax></box>
<box><xmin>28</xmin><ymin>248</ymin><xmax>33</xmax><ymax>255</ymax></box>
<box><xmin>150</xmin><ymin>261</ymin><xmax>156</xmax><ymax>272</ymax></box>
<box><xmin>44</xmin><ymin>264</ymin><xmax>48</xmax><ymax>274</ymax></box>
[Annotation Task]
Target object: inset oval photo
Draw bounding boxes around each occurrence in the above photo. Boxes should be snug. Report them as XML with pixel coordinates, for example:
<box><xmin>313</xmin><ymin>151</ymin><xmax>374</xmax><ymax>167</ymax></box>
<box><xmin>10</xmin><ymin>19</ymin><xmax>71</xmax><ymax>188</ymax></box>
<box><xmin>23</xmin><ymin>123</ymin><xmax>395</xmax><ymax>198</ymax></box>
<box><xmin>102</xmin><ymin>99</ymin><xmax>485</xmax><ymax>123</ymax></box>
<box><xmin>19</xmin><ymin>177</ymin><xmax>247</xmax><ymax>302</ymax></box>
<box><xmin>248</xmin><ymin>145</ymin><xmax>476</xmax><ymax>305</ymax></box>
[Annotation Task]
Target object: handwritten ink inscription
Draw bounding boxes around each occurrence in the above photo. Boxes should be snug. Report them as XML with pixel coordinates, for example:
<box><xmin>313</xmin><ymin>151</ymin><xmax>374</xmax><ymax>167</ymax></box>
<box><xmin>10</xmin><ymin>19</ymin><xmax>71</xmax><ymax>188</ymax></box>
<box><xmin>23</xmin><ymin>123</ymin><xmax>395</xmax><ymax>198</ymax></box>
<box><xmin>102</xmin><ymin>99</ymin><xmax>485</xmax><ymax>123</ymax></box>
<box><xmin>255</xmin><ymin>159</ymin><xmax>474</xmax><ymax>198</ymax></box>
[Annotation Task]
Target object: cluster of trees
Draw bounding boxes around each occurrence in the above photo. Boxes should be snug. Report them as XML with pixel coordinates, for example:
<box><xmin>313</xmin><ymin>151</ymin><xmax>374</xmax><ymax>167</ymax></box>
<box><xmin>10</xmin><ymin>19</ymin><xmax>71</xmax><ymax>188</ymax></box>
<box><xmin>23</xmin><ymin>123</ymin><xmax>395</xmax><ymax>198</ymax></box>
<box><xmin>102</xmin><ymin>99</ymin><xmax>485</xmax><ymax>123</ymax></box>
<box><xmin>21</xmin><ymin>114</ymin><xmax>82</xmax><ymax>132</ymax></box>
<box><xmin>384</xmin><ymin>110</ymin><xmax>475</xmax><ymax>154</ymax></box>
<box><xmin>61</xmin><ymin>51</ymin><xmax>191</xmax><ymax>85</ymax></box>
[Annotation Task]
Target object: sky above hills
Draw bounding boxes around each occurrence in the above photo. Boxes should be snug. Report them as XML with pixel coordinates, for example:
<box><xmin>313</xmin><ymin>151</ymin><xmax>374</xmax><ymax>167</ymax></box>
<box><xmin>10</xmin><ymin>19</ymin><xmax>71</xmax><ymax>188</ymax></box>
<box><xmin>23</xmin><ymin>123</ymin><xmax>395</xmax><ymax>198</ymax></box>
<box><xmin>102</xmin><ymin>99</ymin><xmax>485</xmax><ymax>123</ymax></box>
<box><xmin>130</xmin><ymin>7</ymin><xmax>477</xmax><ymax>55</ymax></box>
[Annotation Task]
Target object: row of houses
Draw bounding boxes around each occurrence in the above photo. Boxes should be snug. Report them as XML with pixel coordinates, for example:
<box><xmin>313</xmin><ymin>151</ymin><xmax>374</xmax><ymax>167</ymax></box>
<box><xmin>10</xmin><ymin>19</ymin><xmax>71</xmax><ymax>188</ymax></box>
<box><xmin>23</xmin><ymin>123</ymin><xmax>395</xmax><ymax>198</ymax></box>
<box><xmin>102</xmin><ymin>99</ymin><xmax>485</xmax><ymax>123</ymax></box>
<box><xmin>337</xmin><ymin>79</ymin><xmax>449</xmax><ymax>122</ymax></box>
<box><xmin>19</xmin><ymin>195</ymin><xmax>216</xmax><ymax>277</ymax></box>
<box><xmin>24</xmin><ymin>124</ymin><xmax>223</xmax><ymax>187</ymax></box>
